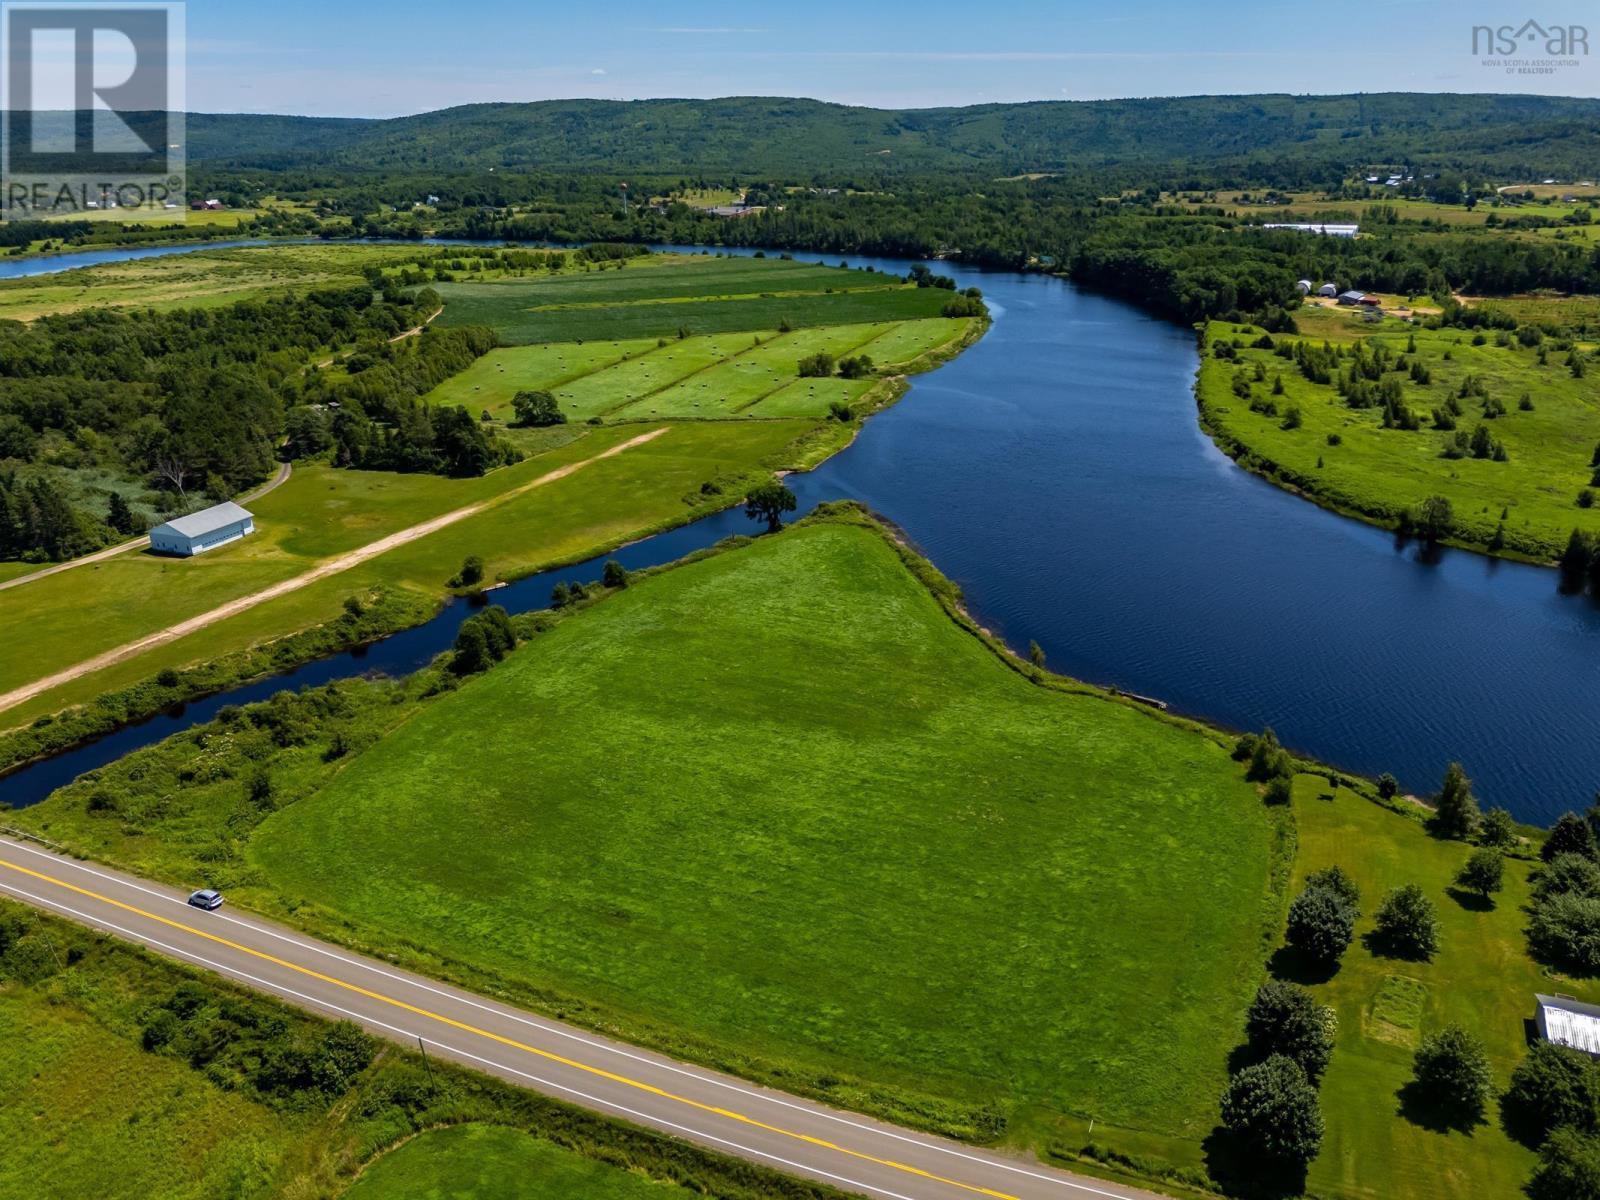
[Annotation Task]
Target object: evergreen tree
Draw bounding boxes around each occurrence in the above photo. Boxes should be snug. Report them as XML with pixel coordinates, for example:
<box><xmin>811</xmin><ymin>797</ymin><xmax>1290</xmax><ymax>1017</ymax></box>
<box><xmin>1433</xmin><ymin>761</ymin><xmax>1480</xmax><ymax>839</ymax></box>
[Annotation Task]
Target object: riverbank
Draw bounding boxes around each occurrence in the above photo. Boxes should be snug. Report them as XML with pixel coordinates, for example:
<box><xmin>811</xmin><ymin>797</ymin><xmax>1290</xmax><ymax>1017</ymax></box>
<box><xmin>12</xmin><ymin>502</ymin><xmax>1583</xmax><ymax>1200</ymax></box>
<box><xmin>1194</xmin><ymin>316</ymin><xmax>1600</xmax><ymax>565</ymax></box>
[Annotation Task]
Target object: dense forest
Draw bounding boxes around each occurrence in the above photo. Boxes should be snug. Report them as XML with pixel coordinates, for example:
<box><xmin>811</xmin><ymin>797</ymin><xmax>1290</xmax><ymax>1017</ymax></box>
<box><xmin>174</xmin><ymin>94</ymin><xmax>1600</xmax><ymax>178</ymax></box>
<box><xmin>0</xmin><ymin>283</ymin><xmax>506</xmax><ymax>562</ymax></box>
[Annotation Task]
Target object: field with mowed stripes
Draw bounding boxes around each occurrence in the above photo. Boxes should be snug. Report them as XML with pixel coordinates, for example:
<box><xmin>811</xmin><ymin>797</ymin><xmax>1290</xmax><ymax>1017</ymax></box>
<box><xmin>427</xmin><ymin>316</ymin><xmax>976</xmax><ymax>421</ymax></box>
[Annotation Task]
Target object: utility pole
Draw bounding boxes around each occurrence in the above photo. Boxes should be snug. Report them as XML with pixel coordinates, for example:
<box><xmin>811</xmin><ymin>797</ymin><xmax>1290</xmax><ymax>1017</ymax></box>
<box><xmin>417</xmin><ymin>1036</ymin><xmax>436</xmax><ymax>1092</ymax></box>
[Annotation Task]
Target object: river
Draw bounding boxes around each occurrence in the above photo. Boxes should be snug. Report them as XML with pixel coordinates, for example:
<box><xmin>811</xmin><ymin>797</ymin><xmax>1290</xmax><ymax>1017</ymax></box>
<box><xmin>3</xmin><ymin>239</ymin><xmax>1597</xmax><ymax>823</ymax></box>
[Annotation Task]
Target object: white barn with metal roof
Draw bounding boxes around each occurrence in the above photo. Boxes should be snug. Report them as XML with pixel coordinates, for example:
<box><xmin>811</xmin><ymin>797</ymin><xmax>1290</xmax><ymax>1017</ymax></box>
<box><xmin>1535</xmin><ymin>993</ymin><xmax>1600</xmax><ymax>1056</ymax></box>
<box><xmin>149</xmin><ymin>501</ymin><xmax>255</xmax><ymax>557</ymax></box>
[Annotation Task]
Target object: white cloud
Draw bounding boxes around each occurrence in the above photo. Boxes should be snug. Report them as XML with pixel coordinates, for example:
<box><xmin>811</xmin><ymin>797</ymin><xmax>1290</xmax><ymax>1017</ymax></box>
<box><xmin>591</xmin><ymin>68</ymin><xmax>606</xmax><ymax>75</ymax></box>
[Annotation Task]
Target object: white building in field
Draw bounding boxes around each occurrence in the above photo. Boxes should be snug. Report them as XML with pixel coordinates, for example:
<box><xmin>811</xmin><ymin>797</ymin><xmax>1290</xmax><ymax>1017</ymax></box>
<box><xmin>1262</xmin><ymin>223</ymin><xmax>1359</xmax><ymax>238</ymax></box>
<box><xmin>1535</xmin><ymin>994</ymin><xmax>1600</xmax><ymax>1056</ymax></box>
<box><xmin>149</xmin><ymin>502</ymin><xmax>255</xmax><ymax>557</ymax></box>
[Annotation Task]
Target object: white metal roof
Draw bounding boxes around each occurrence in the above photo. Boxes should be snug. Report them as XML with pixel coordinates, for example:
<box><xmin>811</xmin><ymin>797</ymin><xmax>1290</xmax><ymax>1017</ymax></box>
<box><xmin>1538</xmin><ymin>994</ymin><xmax>1600</xmax><ymax>1055</ymax></box>
<box><xmin>152</xmin><ymin>501</ymin><xmax>253</xmax><ymax>540</ymax></box>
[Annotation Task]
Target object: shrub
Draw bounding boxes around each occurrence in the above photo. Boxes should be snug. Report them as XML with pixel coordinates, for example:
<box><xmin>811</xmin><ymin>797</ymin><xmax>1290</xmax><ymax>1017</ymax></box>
<box><xmin>1479</xmin><ymin>807</ymin><xmax>1517</xmax><ymax>849</ymax></box>
<box><xmin>1411</xmin><ymin>1026</ymin><xmax>1493</xmax><ymax>1124</ymax></box>
<box><xmin>1538</xmin><ymin>853</ymin><xmax>1600</xmax><ymax>901</ymax></box>
<box><xmin>450</xmin><ymin>555</ymin><xmax>484</xmax><ymax>588</ymax></box>
<box><xmin>601</xmin><ymin>560</ymin><xmax>629</xmax><ymax>588</ymax></box>
<box><xmin>1373</xmin><ymin>884</ymin><xmax>1440</xmax><ymax>960</ymax></box>
<box><xmin>1246</xmin><ymin>727</ymin><xmax>1292</xmax><ymax>782</ymax></box>
<box><xmin>1546</xmin><ymin>812</ymin><xmax>1598</xmax><ymax>862</ymax></box>
<box><xmin>837</xmin><ymin>355</ymin><xmax>875</xmax><ymax>380</ymax></box>
<box><xmin>1305</xmin><ymin>865</ymin><xmax>1361</xmax><ymax>909</ymax></box>
<box><xmin>797</xmin><ymin>352</ymin><xmax>836</xmax><ymax>378</ymax></box>
<box><xmin>511</xmin><ymin>390</ymin><xmax>565</xmax><ymax>427</ymax></box>
<box><xmin>1377</xmin><ymin>772</ymin><xmax>1399</xmax><ymax>799</ymax></box>
<box><xmin>1245</xmin><ymin>981</ymin><xmax>1336</xmax><ymax>1084</ymax></box>
<box><xmin>1503</xmin><ymin>1041</ymin><xmax>1600</xmax><ymax>1146</ymax></box>
<box><xmin>1456</xmin><ymin>848</ymin><xmax>1504</xmax><ymax>899</ymax></box>
<box><xmin>1527</xmin><ymin>1126</ymin><xmax>1600</xmax><ymax>1200</ymax></box>
<box><xmin>1285</xmin><ymin>882</ymin><xmax>1357</xmax><ymax>966</ymax></box>
<box><xmin>1219</xmin><ymin>1056</ymin><xmax>1324</xmax><ymax>1168</ymax></box>
<box><xmin>1529</xmin><ymin>892</ymin><xmax>1600</xmax><ymax>974</ymax></box>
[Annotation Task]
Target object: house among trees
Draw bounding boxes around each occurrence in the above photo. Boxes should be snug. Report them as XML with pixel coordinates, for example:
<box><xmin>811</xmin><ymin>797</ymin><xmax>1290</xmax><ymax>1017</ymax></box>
<box><xmin>148</xmin><ymin>501</ymin><xmax>255</xmax><ymax>557</ymax></box>
<box><xmin>1534</xmin><ymin>993</ymin><xmax>1600</xmax><ymax>1056</ymax></box>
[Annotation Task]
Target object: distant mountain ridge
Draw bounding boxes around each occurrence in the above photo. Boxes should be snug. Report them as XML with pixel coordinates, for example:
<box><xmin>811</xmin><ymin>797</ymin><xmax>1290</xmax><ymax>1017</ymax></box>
<box><xmin>176</xmin><ymin>93</ymin><xmax>1600</xmax><ymax>176</ymax></box>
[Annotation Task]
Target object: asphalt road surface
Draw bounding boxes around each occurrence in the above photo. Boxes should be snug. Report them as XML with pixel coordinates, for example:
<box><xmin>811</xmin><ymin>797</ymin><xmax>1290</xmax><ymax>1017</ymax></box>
<box><xmin>0</xmin><ymin>835</ymin><xmax>1168</xmax><ymax>1200</ymax></box>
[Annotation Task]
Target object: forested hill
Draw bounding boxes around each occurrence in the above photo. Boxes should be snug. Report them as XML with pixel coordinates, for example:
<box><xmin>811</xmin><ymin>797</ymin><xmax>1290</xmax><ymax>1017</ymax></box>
<box><xmin>179</xmin><ymin>94</ymin><xmax>1600</xmax><ymax>177</ymax></box>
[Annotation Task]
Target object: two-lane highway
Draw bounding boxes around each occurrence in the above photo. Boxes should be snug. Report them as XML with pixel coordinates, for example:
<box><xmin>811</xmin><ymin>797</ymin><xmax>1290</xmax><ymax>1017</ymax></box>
<box><xmin>0</xmin><ymin>835</ymin><xmax>1167</xmax><ymax>1200</ymax></box>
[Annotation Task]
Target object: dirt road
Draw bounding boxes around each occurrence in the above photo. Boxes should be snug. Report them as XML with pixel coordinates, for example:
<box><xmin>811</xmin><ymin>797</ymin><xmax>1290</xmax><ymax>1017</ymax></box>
<box><xmin>0</xmin><ymin>428</ymin><xmax>667</xmax><ymax>715</ymax></box>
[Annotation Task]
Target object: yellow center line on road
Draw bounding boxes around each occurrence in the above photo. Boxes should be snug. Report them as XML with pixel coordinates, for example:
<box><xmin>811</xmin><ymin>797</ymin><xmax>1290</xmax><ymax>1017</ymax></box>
<box><xmin>0</xmin><ymin>856</ymin><xmax>1020</xmax><ymax>1200</ymax></box>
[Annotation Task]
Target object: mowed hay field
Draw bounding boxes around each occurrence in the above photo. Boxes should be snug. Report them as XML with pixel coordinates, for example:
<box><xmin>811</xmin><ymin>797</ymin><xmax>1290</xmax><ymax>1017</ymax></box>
<box><xmin>427</xmin><ymin>319</ymin><xmax>974</xmax><ymax>422</ymax></box>
<box><xmin>345</xmin><ymin>1124</ymin><xmax>698</xmax><ymax>1200</ymax></box>
<box><xmin>249</xmin><ymin>520</ymin><xmax>1278</xmax><ymax>1145</ymax></box>
<box><xmin>431</xmin><ymin>254</ymin><xmax>956</xmax><ymax>344</ymax></box>
<box><xmin>1199</xmin><ymin>317</ymin><xmax>1600</xmax><ymax>557</ymax></box>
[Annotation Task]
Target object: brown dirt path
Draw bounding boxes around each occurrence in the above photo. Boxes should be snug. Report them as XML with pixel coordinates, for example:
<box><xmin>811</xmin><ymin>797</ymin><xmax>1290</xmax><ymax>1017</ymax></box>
<box><xmin>0</xmin><ymin>428</ymin><xmax>667</xmax><ymax>715</ymax></box>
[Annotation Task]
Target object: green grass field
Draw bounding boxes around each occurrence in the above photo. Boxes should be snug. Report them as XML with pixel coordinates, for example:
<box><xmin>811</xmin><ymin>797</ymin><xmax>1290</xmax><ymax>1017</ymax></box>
<box><xmin>0</xmin><ymin>971</ymin><xmax>296</xmax><ymax>1200</ymax></box>
<box><xmin>0</xmin><ymin>420</ymin><xmax>814</xmax><ymax>727</ymax></box>
<box><xmin>1288</xmin><ymin>779</ymin><xmax>1600</xmax><ymax>1200</ymax></box>
<box><xmin>0</xmin><ymin>243</ymin><xmax>423</xmax><ymax>321</ymax></box>
<box><xmin>345</xmin><ymin>1125</ymin><xmax>697</xmax><ymax>1200</ymax></box>
<box><xmin>432</xmin><ymin>260</ymin><xmax>955</xmax><ymax>345</ymax></box>
<box><xmin>426</xmin><ymin>320</ymin><xmax>970</xmax><ymax>423</ymax></box>
<box><xmin>1198</xmin><ymin>317</ymin><xmax>1600</xmax><ymax>558</ymax></box>
<box><xmin>235</xmin><ymin>520</ymin><xmax>1276</xmax><ymax>1146</ymax></box>
<box><xmin>0</xmin><ymin>899</ymin><xmax>843</xmax><ymax>1200</ymax></box>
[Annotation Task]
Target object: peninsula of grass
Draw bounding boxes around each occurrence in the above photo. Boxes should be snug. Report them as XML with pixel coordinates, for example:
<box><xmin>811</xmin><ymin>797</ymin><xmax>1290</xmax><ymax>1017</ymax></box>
<box><xmin>19</xmin><ymin>509</ymin><xmax>1283</xmax><ymax>1167</ymax></box>
<box><xmin>1197</xmin><ymin>313</ymin><xmax>1600</xmax><ymax>559</ymax></box>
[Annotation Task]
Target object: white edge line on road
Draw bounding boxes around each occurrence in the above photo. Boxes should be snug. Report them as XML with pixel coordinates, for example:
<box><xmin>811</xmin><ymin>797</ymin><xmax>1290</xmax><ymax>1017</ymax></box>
<box><xmin>0</xmin><ymin>877</ymin><xmax>921</xmax><ymax>1200</ymax></box>
<box><xmin>0</xmin><ymin>838</ymin><xmax>1141</xmax><ymax>1200</ymax></box>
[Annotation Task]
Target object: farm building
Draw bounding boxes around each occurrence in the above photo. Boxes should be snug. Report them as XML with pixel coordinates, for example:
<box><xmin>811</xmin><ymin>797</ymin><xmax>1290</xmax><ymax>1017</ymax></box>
<box><xmin>149</xmin><ymin>501</ymin><xmax>255</xmax><ymax>557</ymax></box>
<box><xmin>1535</xmin><ymin>994</ymin><xmax>1600</xmax><ymax>1056</ymax></box>
<box><xmin>1317</xmin><ymin>284</ymin><xmax>1339</xmax><ymax>297</ymax></box>
<box><xmin>1262</xmin><ymin>223</ymin><xmax>1359</xmax><ymax>238</ymax></box>
<box><xmin>1296</xmin><ymin>279</ymin><xmax>1313</xmax><ymax>294</ymax></box>
<box><xmin>1337</xmin><ymin>291</ymin><xmax>1367</xmax><ymax>306</ymax></box>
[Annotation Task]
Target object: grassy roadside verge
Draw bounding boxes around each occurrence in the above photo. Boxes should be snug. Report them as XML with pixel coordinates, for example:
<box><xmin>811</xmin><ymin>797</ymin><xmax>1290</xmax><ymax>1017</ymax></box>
<box><xmin>0</xmin><ymin>897</ymin><xmax>856</xmax><ymax>1200</ymax></box>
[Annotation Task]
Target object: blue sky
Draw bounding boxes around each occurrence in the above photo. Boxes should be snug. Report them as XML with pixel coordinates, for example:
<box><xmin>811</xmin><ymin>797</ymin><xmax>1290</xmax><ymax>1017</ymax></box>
<box><xmin>183</xmin><ymin>0</ymin><xmax>1600</xmax><ymax>116</ymax></box>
